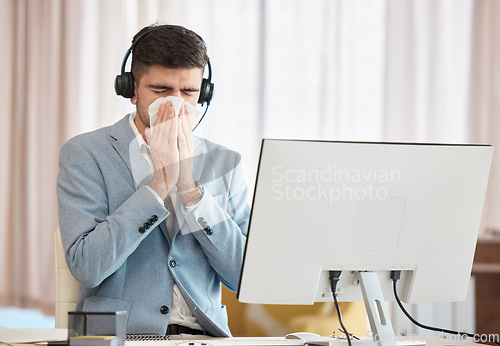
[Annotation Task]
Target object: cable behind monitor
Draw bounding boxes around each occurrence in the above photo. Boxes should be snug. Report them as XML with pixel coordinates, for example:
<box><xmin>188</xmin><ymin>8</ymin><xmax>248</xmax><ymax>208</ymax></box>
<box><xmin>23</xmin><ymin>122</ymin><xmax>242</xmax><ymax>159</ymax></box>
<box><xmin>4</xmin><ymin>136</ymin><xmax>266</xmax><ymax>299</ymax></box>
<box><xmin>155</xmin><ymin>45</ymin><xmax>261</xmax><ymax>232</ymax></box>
<box><xmin>330</xmin><ymin>271</ymin><xmax>352</xmax><ymax>346</ymax></box>
<box><xmin>391</xmin><ymin>271</ymin><xmax>500</xmax><ymax>346</ymax></box>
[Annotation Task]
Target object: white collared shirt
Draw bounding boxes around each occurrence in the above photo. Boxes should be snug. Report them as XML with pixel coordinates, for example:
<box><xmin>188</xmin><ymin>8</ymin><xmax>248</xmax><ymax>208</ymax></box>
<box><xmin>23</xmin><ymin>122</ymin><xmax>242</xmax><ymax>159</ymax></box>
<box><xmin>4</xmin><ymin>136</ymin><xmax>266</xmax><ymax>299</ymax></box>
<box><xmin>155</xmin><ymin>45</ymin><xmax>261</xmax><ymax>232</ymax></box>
<box><xmin>128</xmin><ymin>112</ymin><xmax>203</xmax><ymax>331</ymax></box>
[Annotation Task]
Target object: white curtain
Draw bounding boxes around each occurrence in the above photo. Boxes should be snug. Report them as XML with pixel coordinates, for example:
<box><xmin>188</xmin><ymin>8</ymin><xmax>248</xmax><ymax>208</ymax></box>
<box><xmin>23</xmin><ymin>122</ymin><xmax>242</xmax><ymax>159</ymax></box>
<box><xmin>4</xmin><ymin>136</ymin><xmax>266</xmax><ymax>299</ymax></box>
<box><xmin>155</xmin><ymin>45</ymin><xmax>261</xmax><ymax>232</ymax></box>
<box><xmin>1</xmin><ymin>0</ymin><xmax>499</xmax><ymax>314</ymax></box>
<box><xmin>0</xmin><ymin>0</ymin><xmax>83</xmax><ymax>313</ymax></box>
<box><xmin>385</xmin><ymin>0</ymin><xmax>474</xmax><ymax>142</ymax></box>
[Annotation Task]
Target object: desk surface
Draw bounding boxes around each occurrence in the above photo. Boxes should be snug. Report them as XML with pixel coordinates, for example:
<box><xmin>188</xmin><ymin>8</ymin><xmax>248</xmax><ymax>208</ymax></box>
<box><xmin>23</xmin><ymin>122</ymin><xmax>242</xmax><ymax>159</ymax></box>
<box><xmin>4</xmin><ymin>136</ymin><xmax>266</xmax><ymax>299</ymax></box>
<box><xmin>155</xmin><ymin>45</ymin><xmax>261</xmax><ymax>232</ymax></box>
<box><xmin>0</xmin><ymin>327</ymin><xmax>67</xmax><ymax>343</ymax></box>
<box><xmin>0</xmin><ymin>328</ymin><xmax>482</xmax><ymax>346</ymax></box>
<box><xmin>125</xmin><ymin>336</ymin><xmax>480</xmax><ymax>346</ymax></box>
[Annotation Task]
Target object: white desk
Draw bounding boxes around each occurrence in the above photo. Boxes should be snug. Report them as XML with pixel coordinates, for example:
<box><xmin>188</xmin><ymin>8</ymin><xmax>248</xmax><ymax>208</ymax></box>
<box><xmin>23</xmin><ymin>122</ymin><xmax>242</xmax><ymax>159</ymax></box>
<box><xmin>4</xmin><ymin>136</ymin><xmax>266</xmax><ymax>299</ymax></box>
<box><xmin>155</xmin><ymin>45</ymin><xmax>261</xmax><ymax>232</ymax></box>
<box><xmin>0</xmin><ymin>328</ymin><xmax>481</xmax><ymax>346</ymax></box>
<box><xmin>0</xmin><ymin>326</ymin><xmax>67</xmax><ymax>343</ymax></box>
<box><xmin>124</xmin><ymin>336</ymin><xmax>479</xmax><ymax>346</ymax></box>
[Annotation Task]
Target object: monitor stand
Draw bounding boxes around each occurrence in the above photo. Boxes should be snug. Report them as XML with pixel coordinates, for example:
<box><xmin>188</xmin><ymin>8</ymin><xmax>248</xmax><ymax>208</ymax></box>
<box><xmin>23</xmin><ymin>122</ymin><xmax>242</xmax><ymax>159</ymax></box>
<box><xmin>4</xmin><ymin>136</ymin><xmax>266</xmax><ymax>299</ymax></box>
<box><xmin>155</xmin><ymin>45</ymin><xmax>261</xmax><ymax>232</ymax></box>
<box><xmin>355</xmin><ymin>271</ymin><xmax>425</xmax><ymax>346</ymax></box>
<box><xmin>287</xmin><ymin>272</ymin><xmax>426</xmax><ymax>346</ymax></box>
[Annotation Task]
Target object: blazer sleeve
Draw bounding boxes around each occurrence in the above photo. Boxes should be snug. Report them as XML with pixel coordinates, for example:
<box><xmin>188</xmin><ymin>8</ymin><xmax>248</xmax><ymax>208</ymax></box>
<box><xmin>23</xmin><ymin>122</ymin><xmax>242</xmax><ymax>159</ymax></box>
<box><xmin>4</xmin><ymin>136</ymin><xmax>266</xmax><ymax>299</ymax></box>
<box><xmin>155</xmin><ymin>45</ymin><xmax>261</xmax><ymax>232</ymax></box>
<box><xmin>57</xmin><ymin>139</ymin><xmax>169</xmax><ymax>288</ymax></box>
<box><xmin>182</xmin><ymin>152</ymin><xmax>250</xmax><ymax>292</ymax></box>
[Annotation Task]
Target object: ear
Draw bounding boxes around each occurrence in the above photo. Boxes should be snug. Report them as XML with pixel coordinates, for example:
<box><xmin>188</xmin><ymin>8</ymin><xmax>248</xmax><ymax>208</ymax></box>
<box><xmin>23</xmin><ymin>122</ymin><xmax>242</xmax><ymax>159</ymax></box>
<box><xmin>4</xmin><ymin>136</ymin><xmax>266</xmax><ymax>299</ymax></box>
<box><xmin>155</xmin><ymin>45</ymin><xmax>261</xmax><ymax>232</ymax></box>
<box><xmin>130</xmin><ymin>82</ymin><xmax>138</xmax><ymax>105</ymax></box>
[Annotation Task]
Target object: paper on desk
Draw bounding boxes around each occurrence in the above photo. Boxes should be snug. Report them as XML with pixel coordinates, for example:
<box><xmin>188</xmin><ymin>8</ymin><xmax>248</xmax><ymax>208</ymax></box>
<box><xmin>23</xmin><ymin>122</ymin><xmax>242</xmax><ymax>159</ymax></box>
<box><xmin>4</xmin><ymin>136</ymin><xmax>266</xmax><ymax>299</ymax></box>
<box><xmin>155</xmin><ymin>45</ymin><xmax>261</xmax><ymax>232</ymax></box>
<box><xmin>126</xmin><ymin>337</ymin><xmax>306</xmax><ymax>346</ymax></box>
<box><xmin>0</xmin><ymin>326</ymin><xmax>67</xmax><ymax>343</ymax></box>
<box><xmin>205</xmin><ymin>337</ymin><xmax>306</xmax><ymax>345</ymax></box>
<box><xmin>128</xmin><ymin>337</ymin><xmax>306</xmax><ymax>346</ymax></box>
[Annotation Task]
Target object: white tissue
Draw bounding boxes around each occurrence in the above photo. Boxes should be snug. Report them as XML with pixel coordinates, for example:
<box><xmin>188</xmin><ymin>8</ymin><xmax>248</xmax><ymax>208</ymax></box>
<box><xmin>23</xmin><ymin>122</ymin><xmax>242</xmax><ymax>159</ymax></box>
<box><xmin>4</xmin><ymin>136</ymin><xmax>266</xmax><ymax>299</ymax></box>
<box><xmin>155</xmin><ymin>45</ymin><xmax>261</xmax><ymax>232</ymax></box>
<box><xmin>148</xmin><ymin>96</ymin><xmax>200</xmax><ymax>133</ymax></box>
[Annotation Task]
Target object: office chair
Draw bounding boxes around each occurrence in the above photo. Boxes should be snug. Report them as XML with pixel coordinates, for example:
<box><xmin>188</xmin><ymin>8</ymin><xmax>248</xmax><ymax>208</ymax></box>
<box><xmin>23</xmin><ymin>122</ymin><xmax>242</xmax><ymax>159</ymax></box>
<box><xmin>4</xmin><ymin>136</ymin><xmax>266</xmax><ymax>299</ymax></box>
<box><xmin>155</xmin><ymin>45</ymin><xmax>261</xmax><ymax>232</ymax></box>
<box><xmin>54</xmin><ymin>228</ymin><xmax>81</xmax><ymax>328</ymax></box>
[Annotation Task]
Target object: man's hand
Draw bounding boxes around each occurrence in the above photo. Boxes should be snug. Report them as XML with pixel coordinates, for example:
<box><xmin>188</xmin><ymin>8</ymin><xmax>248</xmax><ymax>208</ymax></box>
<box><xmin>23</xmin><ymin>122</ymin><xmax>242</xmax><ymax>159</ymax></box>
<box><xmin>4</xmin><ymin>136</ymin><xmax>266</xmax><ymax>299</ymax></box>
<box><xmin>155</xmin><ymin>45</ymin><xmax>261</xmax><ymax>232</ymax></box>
<box><xmin>145</xmin><ymin>102</ymin><xmax>179</xmax><ymax>200</ymax></box>
<box><xmin>176</xmin><ymin>105</ymin><xmax>197</xmax><ymax>194</ymax></box>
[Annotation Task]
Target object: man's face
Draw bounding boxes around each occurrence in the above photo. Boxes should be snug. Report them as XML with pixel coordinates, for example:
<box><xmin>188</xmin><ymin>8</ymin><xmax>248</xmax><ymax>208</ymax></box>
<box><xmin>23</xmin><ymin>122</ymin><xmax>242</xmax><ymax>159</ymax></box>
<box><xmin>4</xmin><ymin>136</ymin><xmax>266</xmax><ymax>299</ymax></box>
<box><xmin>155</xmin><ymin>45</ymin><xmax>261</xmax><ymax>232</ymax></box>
<box><xmin>131</xmin><ymin>64</ymin><xmax>203</xmax><ymax>131</ymax></box>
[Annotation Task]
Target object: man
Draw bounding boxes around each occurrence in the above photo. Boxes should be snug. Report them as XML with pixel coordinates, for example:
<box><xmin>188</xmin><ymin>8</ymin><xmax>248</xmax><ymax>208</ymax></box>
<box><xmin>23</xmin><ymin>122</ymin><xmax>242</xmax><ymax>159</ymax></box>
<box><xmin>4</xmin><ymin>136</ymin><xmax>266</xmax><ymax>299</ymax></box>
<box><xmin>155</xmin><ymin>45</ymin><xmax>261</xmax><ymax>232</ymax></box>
<box><xmin>57</xmin><ymin>24</ymin><xmax>250</xmax><ymax>337</ymax></box>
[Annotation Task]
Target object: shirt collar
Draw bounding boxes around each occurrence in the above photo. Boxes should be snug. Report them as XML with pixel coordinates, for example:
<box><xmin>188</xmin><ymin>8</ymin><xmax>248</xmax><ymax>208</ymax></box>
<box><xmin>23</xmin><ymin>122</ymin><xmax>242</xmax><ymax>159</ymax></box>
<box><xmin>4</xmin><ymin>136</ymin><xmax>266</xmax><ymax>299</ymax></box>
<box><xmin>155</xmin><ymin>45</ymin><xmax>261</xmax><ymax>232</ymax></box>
<box><xmin>129</xmin><ymin>112</ymin><xmax>151</xmax><ymax>158</ymax></box>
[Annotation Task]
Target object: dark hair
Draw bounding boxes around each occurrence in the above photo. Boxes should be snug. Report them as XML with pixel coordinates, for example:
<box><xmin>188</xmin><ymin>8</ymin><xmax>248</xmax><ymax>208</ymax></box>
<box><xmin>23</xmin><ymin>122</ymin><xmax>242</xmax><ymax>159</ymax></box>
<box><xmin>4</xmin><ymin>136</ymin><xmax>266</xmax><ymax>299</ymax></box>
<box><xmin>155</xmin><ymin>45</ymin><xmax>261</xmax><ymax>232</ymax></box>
<box><xmin>131</xmin><ymin>24</ymin><xmax>208</xmax><ymax>84</ymax></box>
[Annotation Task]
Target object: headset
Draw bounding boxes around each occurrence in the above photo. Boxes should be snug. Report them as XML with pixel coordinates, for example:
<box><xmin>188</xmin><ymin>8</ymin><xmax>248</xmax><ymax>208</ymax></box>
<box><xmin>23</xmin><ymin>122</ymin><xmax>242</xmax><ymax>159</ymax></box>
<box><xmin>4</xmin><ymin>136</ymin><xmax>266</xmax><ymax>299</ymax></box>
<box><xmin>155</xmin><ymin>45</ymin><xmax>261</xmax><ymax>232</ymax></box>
<box><xmin>114</xmin><ymin>25</ymin><xmax>214</xmax><ymax>109</ymax></box>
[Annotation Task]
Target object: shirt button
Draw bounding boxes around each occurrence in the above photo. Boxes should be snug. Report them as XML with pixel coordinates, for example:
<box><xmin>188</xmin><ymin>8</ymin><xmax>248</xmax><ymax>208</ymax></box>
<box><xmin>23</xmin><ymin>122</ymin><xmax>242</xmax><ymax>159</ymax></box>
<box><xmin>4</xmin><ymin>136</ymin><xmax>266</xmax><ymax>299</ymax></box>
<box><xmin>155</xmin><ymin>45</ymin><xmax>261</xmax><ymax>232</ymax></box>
<box><xmin>139</xmin><ymin>226</ymin><xmax>146</xmax><ymax>234</ymax></box>
<box><xmin>152</xmin><ymin>215</ymin><xmax>158</xmax><ymax>221</ymax></box>
<box><xmin>169</xmin><ymin>260</ymin><xmax>176</xmax><ymax>268</ymax></box>
<box><xmin>160</xmin><ymin>306</ymin><xmax>169</xmax><ymax>315</ymax></box>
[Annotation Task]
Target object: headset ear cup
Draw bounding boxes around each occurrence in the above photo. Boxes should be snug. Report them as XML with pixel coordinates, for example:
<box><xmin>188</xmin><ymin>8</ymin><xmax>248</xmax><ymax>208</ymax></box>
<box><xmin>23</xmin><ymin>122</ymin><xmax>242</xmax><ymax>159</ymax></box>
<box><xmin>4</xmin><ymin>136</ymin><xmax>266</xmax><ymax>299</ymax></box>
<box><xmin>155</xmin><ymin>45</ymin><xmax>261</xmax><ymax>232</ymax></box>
<box><xmin>114</xmin><ymin>74</ymin><xmax>126</xmax><ymax>97</ymax></box>
<box><xmin>115</xmin><ymin>72</ymin><xmax>135</xmax><ymax>99</ymax></box>
<box><xmin>198</xmin><ymin>78</ymin><xmax>214</xmax><ymax>105</ymax></box>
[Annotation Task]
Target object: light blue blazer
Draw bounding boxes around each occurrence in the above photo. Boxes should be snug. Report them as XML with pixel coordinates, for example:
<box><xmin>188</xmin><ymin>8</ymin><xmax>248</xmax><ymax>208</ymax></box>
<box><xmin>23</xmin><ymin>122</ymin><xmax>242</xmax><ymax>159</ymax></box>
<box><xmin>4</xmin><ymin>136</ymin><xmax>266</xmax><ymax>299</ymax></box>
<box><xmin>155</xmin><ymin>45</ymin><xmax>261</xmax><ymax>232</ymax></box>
<box><xmin>57</xmin><ymin>115</ymin><xmax>250</xmax><ymax>336</ymax></box>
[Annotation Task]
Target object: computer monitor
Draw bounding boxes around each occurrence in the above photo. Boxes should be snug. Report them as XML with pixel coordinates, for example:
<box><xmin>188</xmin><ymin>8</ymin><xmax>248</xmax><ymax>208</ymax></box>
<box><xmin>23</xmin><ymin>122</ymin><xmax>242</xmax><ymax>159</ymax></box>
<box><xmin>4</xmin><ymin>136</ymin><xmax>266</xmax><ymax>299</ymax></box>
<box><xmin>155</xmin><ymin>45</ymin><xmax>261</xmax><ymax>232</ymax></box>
<box><xmin>237</xmin><ymin>139</ymin><xmax>493</xmax><ymax>343</ymax></box>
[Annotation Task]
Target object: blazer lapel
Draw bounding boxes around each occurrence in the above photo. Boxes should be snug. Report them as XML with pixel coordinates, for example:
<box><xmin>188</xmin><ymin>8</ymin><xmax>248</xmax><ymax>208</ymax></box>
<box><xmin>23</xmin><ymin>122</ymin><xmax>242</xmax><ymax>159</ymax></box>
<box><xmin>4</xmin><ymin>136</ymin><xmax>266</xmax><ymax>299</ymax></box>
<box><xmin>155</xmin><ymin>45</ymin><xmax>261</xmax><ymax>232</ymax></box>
<box><xmin>109</xmin><ymin>115</ymin><xmax>173</xmax><ymax>245</ymax></box>
<box><xmin>191</xmin><ymin>135</ymin><xmax>208</xmax><ymax>182</ymax></box>
<box><xmin>110</xmin><ymin>114</ymin><xmax>152</xmax><ymax>190</ymax></box>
